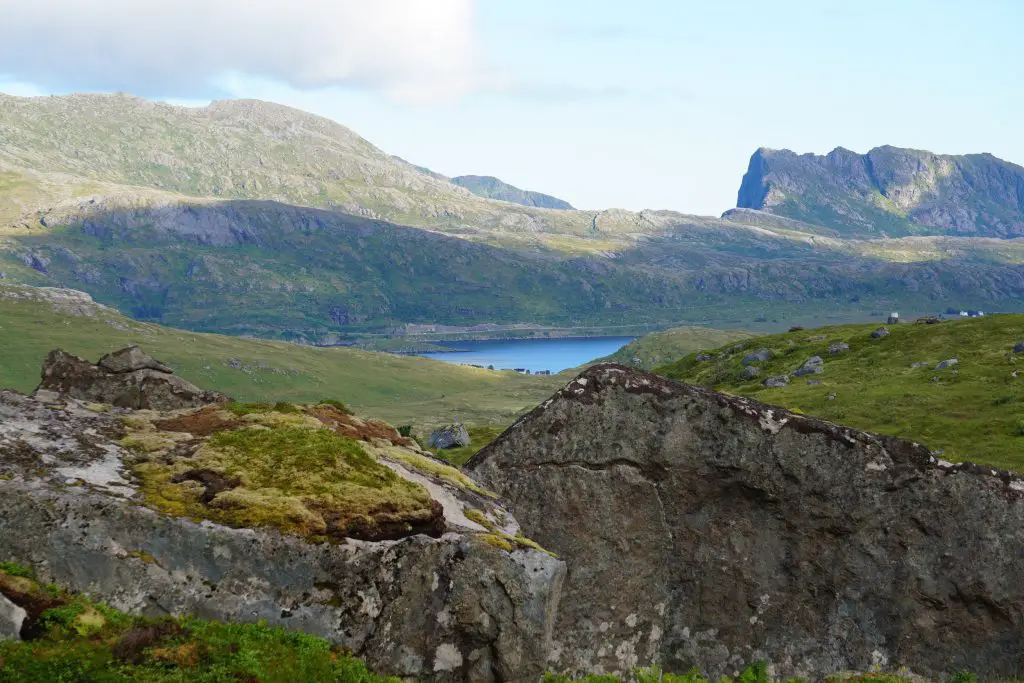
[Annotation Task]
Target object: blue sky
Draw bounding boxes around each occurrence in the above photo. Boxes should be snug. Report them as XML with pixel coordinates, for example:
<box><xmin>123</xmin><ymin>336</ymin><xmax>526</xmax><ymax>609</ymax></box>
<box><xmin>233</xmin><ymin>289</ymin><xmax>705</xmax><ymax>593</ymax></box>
<box><xmin>1</xmin><ymin>0</ymin><xmax>1021</xmax><ymax>215</ymax></box>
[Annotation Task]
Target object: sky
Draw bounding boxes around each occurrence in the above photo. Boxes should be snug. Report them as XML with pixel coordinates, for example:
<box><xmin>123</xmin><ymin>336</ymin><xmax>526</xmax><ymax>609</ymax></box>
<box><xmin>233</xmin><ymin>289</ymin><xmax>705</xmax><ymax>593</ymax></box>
<box><xmin>0</xmin><ymin>0</ymin><xmax>1021</xmax><ymax>215</ymax></box>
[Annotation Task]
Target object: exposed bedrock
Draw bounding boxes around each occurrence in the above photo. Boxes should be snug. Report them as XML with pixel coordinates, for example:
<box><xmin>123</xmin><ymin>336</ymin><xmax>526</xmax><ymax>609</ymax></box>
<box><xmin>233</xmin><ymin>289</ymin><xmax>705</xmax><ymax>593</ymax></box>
<box><xmin>466</xmin><ymin>364</ymin><xmax>1024</xmax><ymax>679</ymax></box>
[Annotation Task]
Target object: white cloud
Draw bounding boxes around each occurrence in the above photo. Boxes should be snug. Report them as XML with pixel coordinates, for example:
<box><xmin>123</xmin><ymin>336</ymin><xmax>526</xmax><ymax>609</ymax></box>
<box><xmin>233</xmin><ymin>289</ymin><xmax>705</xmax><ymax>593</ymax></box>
<box><xmin>0</xmin><ymin>0</ymin><xmax>481</xmax><ymax>102</ymax></box>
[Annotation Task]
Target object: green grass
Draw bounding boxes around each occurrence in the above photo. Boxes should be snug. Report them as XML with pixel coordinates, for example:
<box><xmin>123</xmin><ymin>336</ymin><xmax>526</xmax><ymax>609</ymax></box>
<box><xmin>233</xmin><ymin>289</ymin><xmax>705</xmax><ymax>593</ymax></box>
<box><xmin>599</xmin><ymin>325</ymin><xmax>754</xmax><ymax>370</ymax></box>
<box><xmin>0</xmin><ymin>285</ymin><xmax>563</xmax><ymax>432</ymax></box>
<box><xmin>432</xmin><ymin>425</ymin><xmax>507</xmax><ymax>467</ymax></box>
<box><xmin>657</xmin><ymin>315</ymin><xmax>1024</xmax><ymax>471</ymax></box>
<box><xmin>0</xmin><ymin>565</ymin><xmax>397</xmax><ymax>682</ymax></box>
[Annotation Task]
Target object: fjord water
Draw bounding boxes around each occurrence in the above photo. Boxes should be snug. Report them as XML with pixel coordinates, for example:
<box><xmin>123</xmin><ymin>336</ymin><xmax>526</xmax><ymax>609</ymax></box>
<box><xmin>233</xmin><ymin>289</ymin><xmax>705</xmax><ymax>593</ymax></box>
<box><xmin>419</xmin><ymin>337</ymin><xmax>634</xmax><ymax>373</ymax></box>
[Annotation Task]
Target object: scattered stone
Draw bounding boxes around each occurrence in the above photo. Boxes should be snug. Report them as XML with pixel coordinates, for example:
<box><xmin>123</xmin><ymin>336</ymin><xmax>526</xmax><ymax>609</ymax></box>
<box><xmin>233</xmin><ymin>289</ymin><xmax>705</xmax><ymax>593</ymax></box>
<box><xmin>695</xmin><ymin>352</ymin><xmax>713</xmax><ymax>362</ymax></box>
<box><xmin>932</xmin><ymin>376</ymin><xmax>941</xmax><ymax>383</ymax></box>
<box><xmin>37</xmin><ymin>349</ymin><xmax>229</xmax><ymax>411</ymax></box>
<box><xmin>912</xmin><ymin>361</ymin><xmax>929</xmax><ymax>368</ymax></box>
<box><xmin>739</xmin><ymin>366</ymin><xmax>761</xmax><ymax>380</ymax></box>
<box><xmin>806</xmin><ymin>335</ymin><xmax>826</xmax><ymax>342</ymax></box>
<box><xmin>1013</xmin><ymin>341</ymin><xmax>1024</xmax><ymax>354</ymax></box>
<box><xmin>936</xmin><ymin>358</ymin><xmax>959</xmax><ymax>370</ymax></box>
<box><xmin>793</xmin><ymin>356</ymin><xmax>824</xmax><ymax>377</ymax></box>
<box><xmin>743</xmin><ymin>348</ymin><xmax>773</xmax><ymax>366</ymax></box>
<box><xmin>98</xmin><ymin>345</ymin><xmax>173</xmax><ymax>374</ymax></box>
<box><xmin>826</xmin><ymin>392</ymin><xmax>837</xmax><ymax>400</ymax></box>
<box><xmin>807</xmin><ymin>379</ymin><xmax>822</xmax><ymax>386</ymax></box>
<box><xmin>763</xmin><ymin>375</ymin><xmax>790</xmax><ymax>388</ymax></box>
<box><xmin>0</xmin><ymin>593</ymin><xmax>26</xmax><ymax>641</ymax></box>
<box><xmin>915</xmin><ymin>316</ymin><xmax>941</xmax><ymax>325</ymax></box>
<box><xmin>871</xmin><ymin>327</ymin><xmax>890</xmax><ymax>339</ymax></box>
<box><xmin>828</xmin><ymin>342</ymin><xmax>850</xmax><ymax>355</ymax></box>
<box><xmin>427</xmin><ymin>423</ymin><xmax>471</xmax><ymax>450</ymax></box>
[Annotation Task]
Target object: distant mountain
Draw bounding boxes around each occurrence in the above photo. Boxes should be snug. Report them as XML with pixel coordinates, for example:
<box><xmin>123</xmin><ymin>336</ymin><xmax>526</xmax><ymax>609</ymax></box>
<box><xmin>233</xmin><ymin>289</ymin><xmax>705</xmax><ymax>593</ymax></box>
<box><xmin>3</xmin><ymin>92</ymin><xmax>1024</xmax><ymax>339</ymax></box>
<box><xmin>450</xmin><ymin>175</ymin><xmax>574</xmax><ymax>210</ymax></box>
<box><xmin>735</xmin><ymin>146</ymin><xmax>1024</xmax><ymax>238</ymax></box>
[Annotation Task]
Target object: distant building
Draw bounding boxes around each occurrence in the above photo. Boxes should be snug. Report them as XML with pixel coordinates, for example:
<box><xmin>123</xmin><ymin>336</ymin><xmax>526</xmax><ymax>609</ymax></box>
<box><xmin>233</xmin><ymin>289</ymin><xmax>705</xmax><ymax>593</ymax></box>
<box><xmin>887</xmin><ymin>312</ymin><xmax>900</xmax><ymax>325</ymax></box>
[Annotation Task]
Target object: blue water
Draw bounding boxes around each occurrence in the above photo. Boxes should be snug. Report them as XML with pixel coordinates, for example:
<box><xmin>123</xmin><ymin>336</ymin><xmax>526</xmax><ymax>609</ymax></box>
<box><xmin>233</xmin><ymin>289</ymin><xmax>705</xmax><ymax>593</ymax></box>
<box><xmin>419</xmin><ymin>337</ymin><xmax>634</xmax><ymax>374</ymax></box>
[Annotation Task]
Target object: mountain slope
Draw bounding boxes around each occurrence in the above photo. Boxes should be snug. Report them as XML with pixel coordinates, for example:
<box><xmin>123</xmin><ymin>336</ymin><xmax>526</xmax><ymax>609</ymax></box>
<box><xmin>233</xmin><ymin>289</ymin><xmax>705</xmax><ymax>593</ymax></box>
<box><xmin>657</xmin><ymin>315</ymin><xmax>1024</xmax><ymax>469</ymax></box>
<box><xmin>0</xmin><ymin>284</ymin><xmax>563</xmax><ymax>430</ymax></box>
<box><xmin>736</xmin><ymin>146</ymin><xmax>1024</xmax><ymax>238</ymax></box>
<box><xmin>450</xmin><ymin>175</ymin><xmax>574</xmax><ymax>209</ymax></box>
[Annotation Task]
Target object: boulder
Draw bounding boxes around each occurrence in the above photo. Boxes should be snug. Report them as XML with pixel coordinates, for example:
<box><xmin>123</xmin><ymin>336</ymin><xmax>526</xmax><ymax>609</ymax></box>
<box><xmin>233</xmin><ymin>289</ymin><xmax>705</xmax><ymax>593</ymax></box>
<box><xmin>871</xmin><ymin>326</ymin><xmax>890</xmax><ymax>339</ymax></box>
<box><xmin>0</xmin><ymin>388</ymin><xmax>564</xmax><ymax>682</ymax></box>
<box><xmin>428</xmin><ymin>423</ymin><xmax>471</xmax><ymax>450</ymax></box>
<box><xmin>806</xmin><ymin>379</ymin><xmax>822</xmax><ymax>386</ymax></box>
<box><xmin>763</xmin><ymin>374</ymin><xmax>790</xmax><ymax>387</ymax></box>
<box><xmin>98</xmin><ymin>345</ymin><xmax>173</xmax><ymax>374</ymax></box>
<box><xmin>793</xmin><ymin>356</ymin><xmax>823</xmax><ymax>377</ymax></box>
<box><xmin>742</xmin><ymin>348</ymin><xmax>773</xmax><ymax>366</ymax></box>
<box><xmin>467</xmin><ymin>364</ymin><xmax>1024</xmax><ymax>679</ymax></box>
<box><xmin>738</xmin><ymin>365</ymin><xmax>761</xmax><ymax>380</ymax></box>
<box><xmin>828</xmin><ymin>341</ymin><xmax>850</xmax><ymax>355</ymax></box>
<box><xmin>36</xmin><ymin>348</ymin><xmax>229</xmax><ymax>410</ymax></box>
<box><xmin>936</xmin><ymin>358</ymin><xmax>959</xmax><ymax>370</ymax></box>
<box><xmin>695</xmin><ymin>352</ymin><xmax>713</xmax><ymax>362</ymax></box>
<box><xmin>1013</xmin><ymin>341</ymin><xmax>1024</xmax><ymax>354</ymax></box>
<box><xmin>0</xmin><ymin>593</ymin><xmax>26</xmax><ymax>641</ymax></box>
<box><xmin>911</xmin><ymin>361</ymin><xmax>930</xmax><ymax>368</ymax></box>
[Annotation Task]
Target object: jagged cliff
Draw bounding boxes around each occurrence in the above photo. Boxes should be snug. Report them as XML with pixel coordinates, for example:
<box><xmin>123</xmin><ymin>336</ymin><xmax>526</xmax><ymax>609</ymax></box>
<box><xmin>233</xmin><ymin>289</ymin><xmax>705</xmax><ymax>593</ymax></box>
<box><xmin>734</xmin><ymin>146</ymin><xmax>1024</xmax><ymax>238</ymax></box>
<box><xmin>450</xmin><ymin>175</ymin><xmax>574</xmax><ymax>210</ymax></box>
<box><xmin>467</xmin><ymin>364</ymin><xmax>1024</xmax><ymax>678</ymax></box>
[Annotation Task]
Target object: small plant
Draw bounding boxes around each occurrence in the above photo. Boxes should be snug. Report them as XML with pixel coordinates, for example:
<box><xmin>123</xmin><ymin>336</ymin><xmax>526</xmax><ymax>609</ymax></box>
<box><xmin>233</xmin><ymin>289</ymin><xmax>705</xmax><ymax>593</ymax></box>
<box><xmin>1015</xmin><ymin>420</ymin><xmax>1024</xmax><ymax>437</ymax></box>
<box><xmin>226</xmin><ymin>402</ymin><xmax>272</xmax><ymax>416</ymax></box>
<box><xmin>272</xmin><ymin>401</ymin><xmax>301</xmax><ymax>414</ymax></box>
<box><xmin>318</xmin><ymin>399</ymin><xmax>353</xmax><ymax>415</ymax></box>
<box><xmin>396</xmin><ymin>424</ymin><xmax>413</xmax><ymax>437</ymax></box>
<box><xmin>0</xmin><ymin>561</ymin><xmax>34</xmax><ymax>578</ymax></box>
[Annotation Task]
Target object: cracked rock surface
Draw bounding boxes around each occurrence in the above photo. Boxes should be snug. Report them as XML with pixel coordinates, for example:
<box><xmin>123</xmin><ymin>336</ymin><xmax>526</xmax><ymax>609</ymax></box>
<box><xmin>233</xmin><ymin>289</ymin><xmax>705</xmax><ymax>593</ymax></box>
<box><xmin>0</xmin><ymin>386</ymin><xmax>564</xmax><ymax>682</ymax></box>
<box><xmin>466</xmin><ymin>363</ymin><xmax>1024</xmax><ymax>679</ymax></box>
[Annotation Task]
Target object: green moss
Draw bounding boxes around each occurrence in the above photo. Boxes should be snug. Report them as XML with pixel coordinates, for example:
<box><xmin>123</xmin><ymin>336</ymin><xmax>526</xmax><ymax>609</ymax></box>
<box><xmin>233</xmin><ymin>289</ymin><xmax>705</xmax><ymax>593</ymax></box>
<box><xmin>385</xmin><ymin>449</ymin><xmax>494</xmax><ymax>498</ymax></box>
<box><xmin>0</xmin><ymin>561</ymin><xmax>34</xmax><ymax>579</ymax></box>
<box><xmin>464</xmin><ymin>508</ymin><xmax>494</xmax><ymax>530</ymax></box>
<box><xmin>318</xmin><ymin>399</ymin><xmax>354</xmax><ymax>415</ymax></box>
<box><xmin>134</xmin><ymin>425</ymin><xmax>436</xmax><ymax>540</ymax></box>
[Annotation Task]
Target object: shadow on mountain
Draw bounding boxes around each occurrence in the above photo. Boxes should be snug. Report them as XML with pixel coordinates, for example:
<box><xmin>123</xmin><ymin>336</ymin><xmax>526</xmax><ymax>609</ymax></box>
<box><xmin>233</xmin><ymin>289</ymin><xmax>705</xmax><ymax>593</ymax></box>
<box><xmin>4</xmin><ymin>199</ymin><xmax>1024</xmax><ymax>341</ymax></box>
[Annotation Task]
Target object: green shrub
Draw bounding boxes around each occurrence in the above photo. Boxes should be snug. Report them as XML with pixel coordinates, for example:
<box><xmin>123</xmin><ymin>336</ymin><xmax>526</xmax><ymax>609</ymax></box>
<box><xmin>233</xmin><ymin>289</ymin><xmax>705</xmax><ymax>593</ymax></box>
<box><xmin>396</xmin><ymin>425</ymin><xmax>413</xmax><ymax>437</ymax></box>
<box><xmin>318</xmin><ymin>399</ymin><xmax>353</xmax><ymax>415</ymax></box>
<box><xmin>227</xmin><ymin>401</ymin><xmax>273</xmax><ymax>416</ymax></box>
<box><xmin>0</xmin><ymin>561</ymin><xmax>34</xmax><ymax>578</ymax></box>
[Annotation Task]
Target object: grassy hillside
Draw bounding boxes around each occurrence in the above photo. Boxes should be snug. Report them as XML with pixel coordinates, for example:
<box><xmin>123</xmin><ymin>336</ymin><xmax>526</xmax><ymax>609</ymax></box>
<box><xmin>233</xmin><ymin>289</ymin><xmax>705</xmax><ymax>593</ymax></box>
<box><xmin>600</xmin><ymin>326</ymin><xmax>753</xmax><ymax>370</ymax></box>
<box><xmin>0</xmin><ymin>285</ymin><xmax>563</xmax><ymax>432</ymax></box>
<box><xmin>657</xmin><ymin>315</ymin><xmax>1024</xmax><ymax>471</ymax></box>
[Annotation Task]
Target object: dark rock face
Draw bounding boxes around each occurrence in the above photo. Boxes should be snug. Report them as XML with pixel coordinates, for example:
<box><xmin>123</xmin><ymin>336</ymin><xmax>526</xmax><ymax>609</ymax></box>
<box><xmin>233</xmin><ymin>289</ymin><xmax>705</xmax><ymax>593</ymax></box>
<box><xmin>466</xmin><ymin>364</ymin><xmax>1024</xmax><ymax>678</ymax></box>
<box><xmin>429</xmin><ymin>423</ymin><xmax>472</xmax><ymax>450</ymax></box>
<box><xmin>37</xmin><ymin>348</ymin><xmax>228</xmax><ymax>410</ymax></box>
<box><xmin>735</xmin><ymin>146</ymin><xmax>1024</xmax><ymax>238</ymax></box>
<box><xmin>98</xmin><ymin>345</ymin><xmax>173</xmax><ymax>374</ymax></box>
<box><xmin>451</xmin><ymin>175</ymin><xmax>574</xmax><ymax>210</ymax></box>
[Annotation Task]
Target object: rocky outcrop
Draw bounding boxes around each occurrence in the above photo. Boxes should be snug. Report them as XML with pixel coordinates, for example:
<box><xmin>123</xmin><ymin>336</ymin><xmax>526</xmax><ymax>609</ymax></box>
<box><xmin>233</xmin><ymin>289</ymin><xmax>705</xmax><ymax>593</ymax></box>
<box><xmin>0</xmin><ymin>385</ymin><xmax>564</xmax><ymax>682</ymax></box>
<box><xmin>735</xmin><ymin>146</ymin><xmax>1024</xmax><ymax>238</ymax></box>
<box><xmin>36</xmin><ymin>347</ymin><xmax>228</xmax><ymax>410</ymax></box>
<box><xmin>466</xmin><ymin>364</ymin><xmax>1024</xmax><ymax>679</ymax></box>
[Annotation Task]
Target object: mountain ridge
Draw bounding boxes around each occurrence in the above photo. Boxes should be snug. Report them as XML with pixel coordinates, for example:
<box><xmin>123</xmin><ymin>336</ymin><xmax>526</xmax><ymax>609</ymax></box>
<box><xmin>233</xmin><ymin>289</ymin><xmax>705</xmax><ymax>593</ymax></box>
<box><xmin>736</xmin><ymin>145</ymin><xmax>1024</xmax><ymax>238</ymax></box>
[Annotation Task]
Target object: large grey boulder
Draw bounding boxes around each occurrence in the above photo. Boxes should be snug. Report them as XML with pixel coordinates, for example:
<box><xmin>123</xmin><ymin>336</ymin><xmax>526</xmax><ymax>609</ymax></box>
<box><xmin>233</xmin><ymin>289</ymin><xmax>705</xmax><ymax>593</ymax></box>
<box><xmin>742</xmin><ymin>348</ymin><xmax>773</xmax><ymax>366</ymax></box>
<box><xmin>792</xmin><ymin>356</ymin><xmax>823</xmax><ymax>376</ymax></box>
<box><xmin>0</xmin><ymin>593</ymin><xmax>26</xmax><ymax>641</ymax></box>
<box><xmin>36</xmin><ymin>348</ymin><xmax>228</xmax><ymax>410</ymax></box>
<box><xmin>98</xmin><ymin>345</ymin><xmax>173</xmax><ymax>374</ymax></box>
<box><xmin>428</xmin><ymin>423</ymin><xmax>471</xmax><ymax>450</ymax></box>
<box><xmin>738</xmin><ymin>365</ymin><xmax>760</xmax><ymax>380</ymax></box>
<box><xmin>0</xmin><ymin>389</ymin><xmax>564</xmax><ymax>682</ymax></box>
<box><xmin>467</xmin><ymin>364</ymin><xmax>1024</xmax><ymax>679</ymax></box>
<box><xmin>936</xmin><ymin>358</ymin><xmax>959</xmax><ymax>370</ymax></box>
